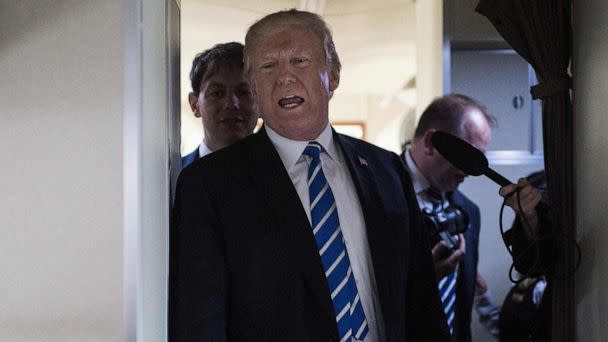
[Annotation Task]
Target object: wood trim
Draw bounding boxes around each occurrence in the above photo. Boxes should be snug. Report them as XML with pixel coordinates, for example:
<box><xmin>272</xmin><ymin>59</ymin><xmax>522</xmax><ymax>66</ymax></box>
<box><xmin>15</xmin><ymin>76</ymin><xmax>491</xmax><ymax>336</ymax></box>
<box><xmin>331</xmin><ymin>121</ymin><xmax>367</xmax><ymax>141</ymax></box>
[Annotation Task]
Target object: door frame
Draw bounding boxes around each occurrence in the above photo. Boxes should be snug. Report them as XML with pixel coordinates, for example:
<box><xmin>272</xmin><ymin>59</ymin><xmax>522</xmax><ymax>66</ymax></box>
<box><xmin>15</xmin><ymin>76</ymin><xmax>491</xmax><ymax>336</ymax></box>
<box><xmin>123</xmin><ymin>0</ymin><xmax>180</xmax><ymax>341</ymax></box>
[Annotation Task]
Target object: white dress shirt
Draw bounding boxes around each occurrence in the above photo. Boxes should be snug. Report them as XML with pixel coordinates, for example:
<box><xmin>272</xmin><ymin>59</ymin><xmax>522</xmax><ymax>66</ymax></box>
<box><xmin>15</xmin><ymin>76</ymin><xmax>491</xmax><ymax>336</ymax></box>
<box><xmin>198</xmin><ymin>140</ymin><xmax>213</xmax><ymax>158</ymax></box>
<box><xmin>265</xmin><ymin>124</ymin><xmax>385</xmax><ymax>342</ymax></box>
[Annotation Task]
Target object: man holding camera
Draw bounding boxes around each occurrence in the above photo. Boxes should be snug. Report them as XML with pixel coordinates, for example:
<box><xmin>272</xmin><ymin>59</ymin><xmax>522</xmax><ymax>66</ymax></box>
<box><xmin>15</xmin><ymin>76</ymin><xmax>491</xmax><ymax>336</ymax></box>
<box><xmin>402</xmin><ymin>94</ymin><xmax>494</xmax><ymax>342</ymax></box>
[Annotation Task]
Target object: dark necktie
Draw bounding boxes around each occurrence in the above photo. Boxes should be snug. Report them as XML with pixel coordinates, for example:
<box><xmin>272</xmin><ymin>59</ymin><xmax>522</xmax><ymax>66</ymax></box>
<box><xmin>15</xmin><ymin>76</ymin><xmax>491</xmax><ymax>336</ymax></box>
<box><xmin>426</xmin><ymin>186</ymin><xmax>444</xmax><ymax>212</ymax></box>
<box><xmin>426</xmin><ymin>187</ymin><xmax>457</xmax><ymax>334</ymax></box>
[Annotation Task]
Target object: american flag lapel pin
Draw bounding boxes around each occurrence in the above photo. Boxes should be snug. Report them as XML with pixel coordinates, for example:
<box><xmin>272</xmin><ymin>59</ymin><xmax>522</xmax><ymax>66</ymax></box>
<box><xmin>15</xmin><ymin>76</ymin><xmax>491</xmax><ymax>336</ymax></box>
<box><xmin>358</xmin><ymin>156</ymin><xmax>368</xmax><ymax>167</ymax></box>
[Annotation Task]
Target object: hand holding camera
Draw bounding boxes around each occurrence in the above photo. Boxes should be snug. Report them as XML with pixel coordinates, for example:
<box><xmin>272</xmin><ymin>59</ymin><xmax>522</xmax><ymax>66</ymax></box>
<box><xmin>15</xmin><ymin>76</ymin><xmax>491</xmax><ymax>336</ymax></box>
<box><xmin>422</xmin><ymin>200</ymin><xmax>470</xmax><ymax>279</ymax></box>
<box><xmin>432</xmin><ymin>234</ymin><xmax>466</xmax><ymax>279</ymax></box>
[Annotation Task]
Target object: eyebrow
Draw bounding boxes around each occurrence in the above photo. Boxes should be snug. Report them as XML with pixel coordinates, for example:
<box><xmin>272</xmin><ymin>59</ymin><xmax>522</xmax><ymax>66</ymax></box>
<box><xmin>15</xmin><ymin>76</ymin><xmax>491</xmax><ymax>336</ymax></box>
<box><xmin>258</xmin><ymin>47</ymin><xmax>304</xmax><ymax>60</ymax></box>
<box><xmin>257</xmin><ymin>56</ymin><xmax>277</xmax><ymax>64</ymax></box>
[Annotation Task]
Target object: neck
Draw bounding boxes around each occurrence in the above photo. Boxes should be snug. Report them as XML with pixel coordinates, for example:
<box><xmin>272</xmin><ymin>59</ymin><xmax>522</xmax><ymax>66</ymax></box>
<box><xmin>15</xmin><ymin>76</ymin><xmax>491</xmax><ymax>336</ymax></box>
<box><xmin>409</xmin><ymin>143</ymin><xmax>425</xmax><ymax>173</ymax></box>
<box><xmin>409</xmin><ymin>141</ymin><xmax>436</xmax><ymax>188</ymax></box>
<box><xmin>266</xmin><ymin>120</ymin><xmax>328</xmax><ymax>141</ymax></box>
<box><xmin>203</xmin><ymin>137</ymin><xmax>222</xmax><ymax>152</ymax></box>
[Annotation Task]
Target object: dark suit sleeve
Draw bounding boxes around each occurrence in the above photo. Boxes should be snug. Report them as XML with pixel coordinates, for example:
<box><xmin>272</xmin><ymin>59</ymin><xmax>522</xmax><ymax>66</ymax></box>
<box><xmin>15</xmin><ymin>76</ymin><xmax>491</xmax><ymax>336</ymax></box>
<box><xmin>394</xmin><ymin>156</ymin><xmax>451</xmax><ymax>341</ymax></box>
<box><xmin>169</xmin><ymin>170</ymin><xmax>227</xmax><ymax>342</ymax></box>
<box><xmin>460</xmin><ymin>200</ymin><xmax>480</xmax><ymax>342</ymax></box>
<box><xmin>505</xmin><ymin>172</ymin><xmax>555</xmax><ymax>277</ymax></box>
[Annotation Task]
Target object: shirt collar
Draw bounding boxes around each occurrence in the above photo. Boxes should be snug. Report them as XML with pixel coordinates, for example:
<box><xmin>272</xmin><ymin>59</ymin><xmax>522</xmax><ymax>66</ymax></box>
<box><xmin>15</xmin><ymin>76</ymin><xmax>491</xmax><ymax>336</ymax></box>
<box><xmin>404</xmin><ymin>148</ymin><xmax>431</xmax><ymax>194</ymax></box>
<box><xmin>265</xmin><ymin>122</ymin><xmax>337</xmax><ymax>171</ymax></box>
<box><xmin>198</xmin><ymin>140</ymin><xmax>212</xmax><ymax>158</ymax></box>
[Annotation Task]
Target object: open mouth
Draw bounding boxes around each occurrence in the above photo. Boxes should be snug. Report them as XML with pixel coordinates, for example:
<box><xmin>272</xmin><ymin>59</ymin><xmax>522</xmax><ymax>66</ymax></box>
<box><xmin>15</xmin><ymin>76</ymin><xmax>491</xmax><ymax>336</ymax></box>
<box><xmin>278</xmin><ymin>95</ymin><xmax>305</xmax><ymax>109</ymax></box>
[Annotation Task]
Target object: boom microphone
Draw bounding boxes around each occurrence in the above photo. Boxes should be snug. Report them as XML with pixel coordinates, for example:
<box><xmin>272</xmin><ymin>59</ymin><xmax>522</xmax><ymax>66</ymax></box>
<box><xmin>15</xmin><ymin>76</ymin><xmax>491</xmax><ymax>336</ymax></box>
<box><xmin>430</xmin><ymin>131</ymin><xmax>512</xmax><ymax>187</ymax></box>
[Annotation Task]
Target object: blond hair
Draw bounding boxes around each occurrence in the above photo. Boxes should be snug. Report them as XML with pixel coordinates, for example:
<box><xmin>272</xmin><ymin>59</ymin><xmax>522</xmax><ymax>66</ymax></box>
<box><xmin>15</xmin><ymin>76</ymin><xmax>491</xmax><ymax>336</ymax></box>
<box><xmin>243</xmin><ymin>9</ymin><xmax>341</xmax><ymax>75</ymax></box>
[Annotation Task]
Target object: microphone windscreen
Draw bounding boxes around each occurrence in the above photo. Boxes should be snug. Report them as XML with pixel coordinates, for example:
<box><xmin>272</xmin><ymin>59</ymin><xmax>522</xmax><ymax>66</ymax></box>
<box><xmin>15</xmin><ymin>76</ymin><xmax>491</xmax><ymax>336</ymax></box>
<box><xmin>430</xmin><ymin>131</ymin><xmax>488</xmax><ymax>176</ymax></box>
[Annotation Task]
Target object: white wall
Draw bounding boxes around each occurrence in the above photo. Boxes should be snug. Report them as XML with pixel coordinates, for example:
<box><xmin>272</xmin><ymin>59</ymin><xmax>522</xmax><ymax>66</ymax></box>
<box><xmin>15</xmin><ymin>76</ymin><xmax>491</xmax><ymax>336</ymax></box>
<box><xmin>0</xmin><ymin>1</ymin><xmax>124</xmax><ymax>341</ymax></box>
<box><xmin>573</xmin><ymin>1</ymin><xmax>608</xmax><ymax>341</ymax></box>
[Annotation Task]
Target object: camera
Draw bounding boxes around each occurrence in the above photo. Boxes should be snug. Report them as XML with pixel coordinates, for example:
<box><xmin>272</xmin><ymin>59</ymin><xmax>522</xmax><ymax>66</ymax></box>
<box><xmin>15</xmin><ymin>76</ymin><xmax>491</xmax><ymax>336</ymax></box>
<box><xmin>422</xmin><ymin>204</ymin><xmax>469</xmax><ymax>251</ymax></box>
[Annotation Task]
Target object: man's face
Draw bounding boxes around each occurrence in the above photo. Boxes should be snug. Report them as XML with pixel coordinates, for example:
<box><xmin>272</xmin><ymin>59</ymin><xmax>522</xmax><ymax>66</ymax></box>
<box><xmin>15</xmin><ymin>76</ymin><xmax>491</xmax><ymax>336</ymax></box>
<box><xmin>189</xmin><ymin>63</ymin><xmax>257</xmax><ymax>151</ymax></box>
<box><xmin>248</xmin><ymin>26</ymin><xmax>339</xmax><ymax>141</ymax></box>
<box><xmin>427</xmin><ymin>108</ymin><xmax>492</xmax><ymax>192</ymax></box>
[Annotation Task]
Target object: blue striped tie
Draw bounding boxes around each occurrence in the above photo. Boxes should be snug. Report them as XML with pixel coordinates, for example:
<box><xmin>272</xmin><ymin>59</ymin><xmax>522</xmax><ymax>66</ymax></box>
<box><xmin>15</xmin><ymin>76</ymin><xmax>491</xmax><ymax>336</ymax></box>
<box><xmin>303</xmin><ymin>142</ymin><xmax>369</xmax><ymax>341</ymax></box>
<box><xmin>428</xmin><ymin>187</ymin><xmax>458</xmax><ymax>334</ymax></box>
<box><xmin>438</xmin><ymin>271</ymin><xmax>458</xmax><ymax>334</ymax></box>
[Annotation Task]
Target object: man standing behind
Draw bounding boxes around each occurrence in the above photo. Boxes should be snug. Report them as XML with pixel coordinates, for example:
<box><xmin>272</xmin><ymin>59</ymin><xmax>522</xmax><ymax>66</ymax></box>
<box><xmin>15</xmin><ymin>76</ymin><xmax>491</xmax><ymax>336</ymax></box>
<box><xmin>181</xmin><ymin>42</ymin><xmax>258</xmax><ymax>168</ymax></box>
<box><xmin>170</xmin><ymin>9</ymin><xmax>448</xmax><ymax>342</ymax></box>
<box><xmin>402</xmin><ymin>94</ymin><xmax>495</xmax><ymax>342</ymax></box>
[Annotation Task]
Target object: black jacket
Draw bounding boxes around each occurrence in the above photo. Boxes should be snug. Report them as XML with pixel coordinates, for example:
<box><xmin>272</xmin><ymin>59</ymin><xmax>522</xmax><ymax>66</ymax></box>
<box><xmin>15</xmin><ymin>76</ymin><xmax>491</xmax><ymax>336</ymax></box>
<box><xmin>169</xmin><ymin>127</ymin><xmax>449</xmax><ymax>341</ymax></box>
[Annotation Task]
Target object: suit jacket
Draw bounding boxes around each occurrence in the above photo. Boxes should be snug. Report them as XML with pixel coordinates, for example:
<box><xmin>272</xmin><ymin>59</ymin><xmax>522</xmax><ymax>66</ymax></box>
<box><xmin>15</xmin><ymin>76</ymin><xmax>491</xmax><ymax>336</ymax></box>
<box><xmin>448</xmin><ymin>191</ymin><xmax>480</xmax><ymax>342</ymax></box>
<box><xmin>181</xmin><ymin>148</ymin><xmax>199</xmax><ymax>169</ymax></box>
<box><xmin>169</xmin><ymin>127</ymin><xmax>449</xmax><ymax>342</ymax></box>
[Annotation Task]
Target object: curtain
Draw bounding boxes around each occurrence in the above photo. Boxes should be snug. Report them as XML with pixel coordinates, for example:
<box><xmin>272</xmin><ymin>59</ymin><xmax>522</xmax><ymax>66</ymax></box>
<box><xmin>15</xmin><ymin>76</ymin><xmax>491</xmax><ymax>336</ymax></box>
<box><xmin>475</xmin><ymin>1</ymin><xmax>574</xmax><ymax>341</ymax></box>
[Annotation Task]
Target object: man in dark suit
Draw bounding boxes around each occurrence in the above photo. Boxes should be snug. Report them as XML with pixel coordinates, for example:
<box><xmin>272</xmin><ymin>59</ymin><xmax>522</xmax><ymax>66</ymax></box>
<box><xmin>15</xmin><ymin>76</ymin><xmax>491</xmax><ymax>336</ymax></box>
<box><xmin>402</xmin><ymin>94</ymin><xmax>495</xmax><ymax>342</ymax></box>
<box><xmin>170</xmin><ymin>9</ymin><xmax>449</xmax><ymax>342</ymax></box>
<box><xmin>181</xmin><ymin>42</ymin><xmax>258</xmax><ymax>168</ymax></box>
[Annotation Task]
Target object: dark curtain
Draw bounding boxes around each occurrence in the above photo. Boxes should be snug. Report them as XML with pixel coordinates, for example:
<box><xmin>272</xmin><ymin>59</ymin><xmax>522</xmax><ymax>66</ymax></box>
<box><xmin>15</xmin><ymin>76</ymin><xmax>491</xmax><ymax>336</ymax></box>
<box><xmin>475</xmin><ymin>1</ymin><xmax>574</xmax><ymax>341</ymax></box>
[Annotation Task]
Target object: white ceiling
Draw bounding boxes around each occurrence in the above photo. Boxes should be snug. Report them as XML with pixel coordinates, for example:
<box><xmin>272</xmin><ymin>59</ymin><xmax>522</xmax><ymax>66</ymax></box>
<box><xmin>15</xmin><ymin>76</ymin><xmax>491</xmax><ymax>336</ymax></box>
<box><xmin>181</xmin><ymin>0</ymin><xmax>416</xmax><ymax>96</ymax></box>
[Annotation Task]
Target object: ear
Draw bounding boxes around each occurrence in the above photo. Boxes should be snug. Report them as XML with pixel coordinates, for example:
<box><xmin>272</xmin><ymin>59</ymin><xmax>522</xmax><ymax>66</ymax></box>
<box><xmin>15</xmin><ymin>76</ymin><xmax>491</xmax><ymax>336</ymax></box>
<box><xmin>422</xmin><ymin>129</ymin><xmax>437</xmax><ymax>155</ymax></box>
<box><xmin>328</xmin><ymin>67</ymin><xmax>340</xmax><ymax>96</ymax></box>
<box><xmin>188</xmin><ymin>92</ymin><xmax>201</xmax><ymax>118</ymax></box>
<box><xmin>248</xmin><ymin>78</ymin><xmax>263</xmax><ymax>119</ymax></box>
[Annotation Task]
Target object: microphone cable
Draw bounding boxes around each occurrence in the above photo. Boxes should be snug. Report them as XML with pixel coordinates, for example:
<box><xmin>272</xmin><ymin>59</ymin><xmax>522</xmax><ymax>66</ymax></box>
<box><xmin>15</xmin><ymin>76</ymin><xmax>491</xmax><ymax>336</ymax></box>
<box><xmin>498</xmin><ymin>187</ymin><xmax>581</xmax><ymax>284</ymax></box>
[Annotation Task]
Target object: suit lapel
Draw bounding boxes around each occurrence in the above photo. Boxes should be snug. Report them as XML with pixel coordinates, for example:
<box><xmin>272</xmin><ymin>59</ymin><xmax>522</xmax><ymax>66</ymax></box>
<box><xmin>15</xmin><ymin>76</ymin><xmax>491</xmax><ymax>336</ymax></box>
<box><xmin>334</xmin><ymin>133</ymin><xmax>387</xmax><ymax>241</ymax></box>
<box><xmin>334</xmin><ymin>132</ymin><xmax>404</xmax><ymax>331</ymax></box>
<box><xmin>246</xmin><ymin>127</ymin><xmax>336</xmax><ymax>328</ymax></box>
